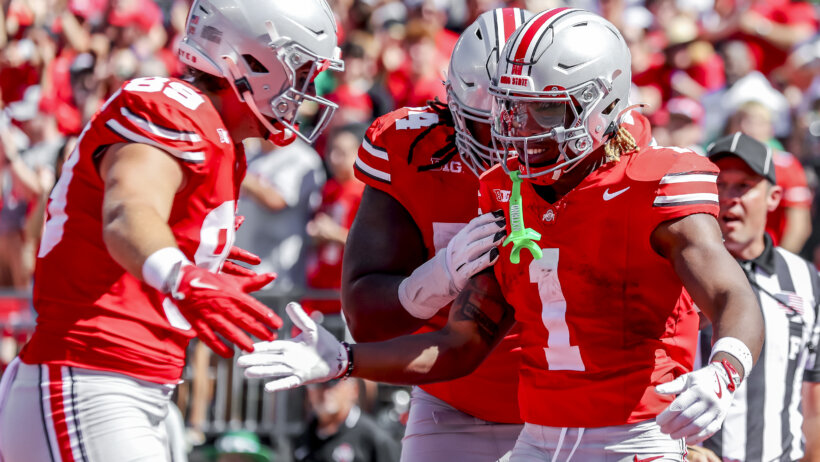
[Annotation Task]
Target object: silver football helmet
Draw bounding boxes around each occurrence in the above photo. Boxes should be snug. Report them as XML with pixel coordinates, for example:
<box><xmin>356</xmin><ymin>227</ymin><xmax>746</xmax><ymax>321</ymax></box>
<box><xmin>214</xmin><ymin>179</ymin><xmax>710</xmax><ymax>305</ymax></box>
<box><xmin>490</xmin><ymin>8</ymin><xmax>631</xmax><ymax>184</ymax></box>
<box><xmin>177</xmin><ymin>0</ymin><xmax>343</xmax><ymax>145</ymax></box>
<box><xmin>446</xmin><ymin>8</ymin><xmax>532</xmax><ymax>176</ymax></box>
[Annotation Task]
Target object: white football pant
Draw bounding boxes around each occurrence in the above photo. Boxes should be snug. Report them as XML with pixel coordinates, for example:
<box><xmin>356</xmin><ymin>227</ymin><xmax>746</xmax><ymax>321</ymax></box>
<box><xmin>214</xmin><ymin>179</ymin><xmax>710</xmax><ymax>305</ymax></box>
<box><xmin>511</xmin><ymin>419</ymin><xmax>687</xmax><ymax>462</ymax></box>
<box><xmin>0</xmin><ymin>358</ymin><xmax>181</xmax><ymax>462</ymax></box>
<box><xmin>400</xmin><ymin>387</ymin><xmax>523</xmax><ymax>462</ymax></box>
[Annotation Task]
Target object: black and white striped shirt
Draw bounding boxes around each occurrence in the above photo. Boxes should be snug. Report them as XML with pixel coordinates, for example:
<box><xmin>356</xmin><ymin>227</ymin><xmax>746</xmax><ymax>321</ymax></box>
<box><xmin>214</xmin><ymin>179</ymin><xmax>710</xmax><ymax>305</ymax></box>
<box><xmin>700</xmin><ymin>236</ymin><xmax>820</xmax><ymax>462</ymax></box>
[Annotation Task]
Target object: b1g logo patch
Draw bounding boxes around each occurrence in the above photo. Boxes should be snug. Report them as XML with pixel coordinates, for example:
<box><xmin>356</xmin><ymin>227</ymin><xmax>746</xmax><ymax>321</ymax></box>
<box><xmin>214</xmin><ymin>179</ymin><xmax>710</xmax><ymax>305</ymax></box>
<box><xmin>429</xmin><ymin>158</ymin><xmax>463</xmax><ymax>173</ymax></box>
<box><xmin>494</xmin><ymin>189</ymin><xmax>511</xmax><ymax>202</ymax></box>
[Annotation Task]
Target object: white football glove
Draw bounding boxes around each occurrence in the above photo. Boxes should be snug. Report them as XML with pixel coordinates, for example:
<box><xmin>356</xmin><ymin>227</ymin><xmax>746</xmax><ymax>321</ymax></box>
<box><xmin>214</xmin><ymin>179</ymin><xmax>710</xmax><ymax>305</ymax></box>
<box><xmin>238</xmin><ymin>302</ymin><xmax>348</xmax><ymax>393</ymax></box>
<box><xmin>656</xmin><ymin>361</ymin><xmax>739</xmax><ymax>444</ymax></box>
<box><xmin>398</xmin><ymin>210</ymin><xmax>506</xmax><ymax>319</ymax></box>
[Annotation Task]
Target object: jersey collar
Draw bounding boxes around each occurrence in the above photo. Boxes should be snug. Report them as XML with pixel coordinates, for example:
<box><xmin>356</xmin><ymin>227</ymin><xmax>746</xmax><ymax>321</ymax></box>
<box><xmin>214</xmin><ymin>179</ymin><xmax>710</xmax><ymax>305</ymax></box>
<box><xmin>739</xmin><ymin>233</ymin><xmax>776</xmax><ymax>276</ymax></box>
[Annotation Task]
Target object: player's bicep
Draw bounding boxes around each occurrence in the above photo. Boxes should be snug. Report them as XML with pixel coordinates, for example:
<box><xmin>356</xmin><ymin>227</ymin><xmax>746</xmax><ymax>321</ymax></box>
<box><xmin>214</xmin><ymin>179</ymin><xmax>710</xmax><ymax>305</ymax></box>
<box><xmin>342</xmin><ymin>186</ymin><xmax>427</xmax><ymax>281</ymax></box>
<box><xmin>650</xmin><ymin>213</ymin><xmax>751</xmax><ymax>321</ymax></box>
<box><xmin>445</xmin><ymin>268</ymin><xmax>514</xmax><ymax>354</ymax></box>
<box><xmin>100</xmin><ymin>142</ymin><xmax>184</xmax><ymax>223</ymax></box>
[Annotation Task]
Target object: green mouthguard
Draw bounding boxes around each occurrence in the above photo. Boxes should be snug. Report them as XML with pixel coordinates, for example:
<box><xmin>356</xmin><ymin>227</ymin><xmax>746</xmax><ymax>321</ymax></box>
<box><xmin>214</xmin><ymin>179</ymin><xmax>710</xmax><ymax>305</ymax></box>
<box><xmin>502</xmin><ymin>170</ymin><xmax>542</xmax><ymax>264</ymax></box>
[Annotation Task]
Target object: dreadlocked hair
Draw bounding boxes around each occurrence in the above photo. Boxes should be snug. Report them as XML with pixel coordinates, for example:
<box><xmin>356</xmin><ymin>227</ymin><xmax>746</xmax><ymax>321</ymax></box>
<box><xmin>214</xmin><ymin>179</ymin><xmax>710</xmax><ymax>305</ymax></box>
<box><xmin>603</xmin><ymin>125</ymin><xmax>638</xmax><ymax>163</ymax></box>
<box><xmin>406</xmin><ymin>98</ymin><xmax>459</xmax><ymax>172</ymax></box>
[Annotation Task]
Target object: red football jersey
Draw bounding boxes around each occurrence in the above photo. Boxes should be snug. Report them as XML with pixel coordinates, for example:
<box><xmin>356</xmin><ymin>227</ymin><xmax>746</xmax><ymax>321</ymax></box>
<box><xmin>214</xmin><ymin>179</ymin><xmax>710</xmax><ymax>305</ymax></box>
<box><xmin>21</xmin><ymin>77</ymin><xmax>244</xmax><ymax>384</ymax></box>
<box><xmin>766</xmin><ymin>150</ymin><xmax>812</xmax><ymax>246</ymax></box>
<box><xmin>478</xmin><ymin>113</ymin><xmax>718</xmax><ymax>427</ymax></box>
<box><xmin>355</xmin><ymin>105</ymin><xmax>522</xmax><ymax>424</ymax></box>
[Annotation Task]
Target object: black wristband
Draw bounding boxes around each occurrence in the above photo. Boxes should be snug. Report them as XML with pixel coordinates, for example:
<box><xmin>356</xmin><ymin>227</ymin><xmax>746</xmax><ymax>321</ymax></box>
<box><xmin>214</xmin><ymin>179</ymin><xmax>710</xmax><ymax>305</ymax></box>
<box><xmin>340</xmin><ymin>341</ymin><xmax>354</xmax><ymax>379</ymax></box>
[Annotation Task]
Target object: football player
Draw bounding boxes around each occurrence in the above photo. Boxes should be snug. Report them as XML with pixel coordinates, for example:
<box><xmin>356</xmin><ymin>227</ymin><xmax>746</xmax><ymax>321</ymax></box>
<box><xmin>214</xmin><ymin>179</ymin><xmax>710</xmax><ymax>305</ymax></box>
<box><xmin>341</xmin><ymin>8</ymin><xmax>531</xmax><ymax>461</ymax></box>
<box><xmin>0</xmin><ymin>0</ymin><xmax>342</xmax><ymax>460</ymax></box>
<box><xmin>240</xmin><ymin>9</ymin><xmax>764</xmax><ymax>462</ymax></box>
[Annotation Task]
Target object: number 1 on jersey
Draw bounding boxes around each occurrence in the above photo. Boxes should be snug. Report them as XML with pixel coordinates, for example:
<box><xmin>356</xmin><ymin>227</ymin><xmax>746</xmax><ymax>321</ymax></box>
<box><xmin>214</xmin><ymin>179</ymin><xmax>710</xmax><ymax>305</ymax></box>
<box><xmin>529</xmin><ymin>248</ymin><xmax>585</xmax><ymax>371</ymax></box>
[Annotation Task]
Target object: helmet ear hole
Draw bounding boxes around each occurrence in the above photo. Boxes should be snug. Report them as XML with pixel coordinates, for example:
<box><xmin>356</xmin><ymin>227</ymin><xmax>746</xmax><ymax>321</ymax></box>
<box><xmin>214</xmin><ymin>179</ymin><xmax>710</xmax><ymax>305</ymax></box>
<box><xmin>601</xmin><ymin>99</ymin><xmax>619</xmax><ymax>116</ymax></box>
<box><xmin>242</xmin><ymin>54</ymin><xmax>269</xmax><ymax>73</ymax></box>
<box><xmin>475</xmin><ymin>28</ymin><xmax>482</xmax><ymax>40</ymax></box>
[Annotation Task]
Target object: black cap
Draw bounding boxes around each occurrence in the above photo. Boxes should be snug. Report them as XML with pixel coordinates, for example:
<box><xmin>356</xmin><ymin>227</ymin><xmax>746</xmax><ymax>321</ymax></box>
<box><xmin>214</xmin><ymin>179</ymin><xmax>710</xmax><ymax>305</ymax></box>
<box><xmin>707</xmin><ymin>132</ymin><xmax>776</xmax><ymax>184</ymax></box>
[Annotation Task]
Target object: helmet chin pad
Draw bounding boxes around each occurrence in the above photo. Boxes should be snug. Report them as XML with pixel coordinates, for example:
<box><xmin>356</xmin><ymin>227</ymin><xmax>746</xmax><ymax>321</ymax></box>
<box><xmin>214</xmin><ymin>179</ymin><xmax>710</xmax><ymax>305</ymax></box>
<box><xmin>266</xmin><ymin>120</ymin><xmax>299</xmax><ymax>146</ymax></box>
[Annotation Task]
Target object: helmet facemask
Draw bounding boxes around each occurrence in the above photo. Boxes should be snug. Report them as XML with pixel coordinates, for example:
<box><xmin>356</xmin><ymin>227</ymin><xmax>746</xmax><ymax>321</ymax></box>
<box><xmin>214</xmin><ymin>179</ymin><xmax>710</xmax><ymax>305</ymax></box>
<box><xmin>490</xmin><ymin>78</ymin><xmax>611</xmax><ymax>184</ymax></box>
<box><xmin>220</xmin><ymin>20</ymin><xmax>344</xmax><ymax>146</ymax></box>
<box><xmin>446</xmin><ymin>83</ymin><xmax>495</xmax><ymax>176</ymax></box>
<box><xmin>266</xmin><ymin>36</ymin><xmax>344</xmax><ymax>144</ymax></box>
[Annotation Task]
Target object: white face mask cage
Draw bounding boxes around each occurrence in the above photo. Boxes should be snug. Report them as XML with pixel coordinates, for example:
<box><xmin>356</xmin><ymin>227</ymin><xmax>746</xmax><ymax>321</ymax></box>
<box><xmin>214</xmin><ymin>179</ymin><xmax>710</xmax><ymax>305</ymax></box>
<box><xmin>489</xmin><ymin>78</ymin><xmax>607</xmax><ymax>180</ymax></box>
<box><xmin>446</xmin><ymin>84</ymin><xmax>495</xmax><ymax>177</ymax></box>
<box><xmin>268</xmin><ymin>39</ymin><xmax>344</xmax><ymax>144</ymax></box>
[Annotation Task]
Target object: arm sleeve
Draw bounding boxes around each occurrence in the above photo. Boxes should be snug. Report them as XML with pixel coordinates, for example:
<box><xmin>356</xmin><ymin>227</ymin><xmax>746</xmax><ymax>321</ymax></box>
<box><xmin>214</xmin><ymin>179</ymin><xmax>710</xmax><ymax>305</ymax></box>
<box><xmin>354</xmin><ymin>118</ymin><xmax>393</xmax><ymax>191</ymax></box>
<box><xmin>97</xmin><ymin>80</ymin><xmax>220</xmax><ymax>183</ymax></box>
<box><xmin>647</xmin><ymin>148</ymin><xmax>720</xmax><ymax>230</ymax></box>
<box><xmin>101</xmin><ymin>84</ymin><xmax>212</xmax><ymax>166</ymax></box>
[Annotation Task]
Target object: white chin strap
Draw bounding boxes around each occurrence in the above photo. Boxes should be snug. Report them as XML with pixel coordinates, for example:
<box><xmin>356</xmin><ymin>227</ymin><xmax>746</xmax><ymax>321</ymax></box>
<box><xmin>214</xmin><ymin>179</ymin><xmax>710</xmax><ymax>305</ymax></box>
<box><xmin>221</xmin><ymin>55</ymin><xmax>296</xmax><ymax>145</ymax></box>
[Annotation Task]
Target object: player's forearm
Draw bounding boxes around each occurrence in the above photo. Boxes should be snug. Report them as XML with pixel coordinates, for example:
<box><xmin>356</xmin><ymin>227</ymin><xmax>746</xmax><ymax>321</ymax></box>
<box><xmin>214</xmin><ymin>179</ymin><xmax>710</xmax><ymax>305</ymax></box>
<box><xmin>241</xmin><ymin>175</ymin><xmax>287</xmax><ymax>211</ymax></box>
<box><xmin>349</xmin><ymin>269</ymin><xmax>511</xmax><ymax>384</ymax></box>
<box><xmin>658</xmin><ymin>214</ymin><xmax>763</xmax><ymax>375</ymax></box>
<box><xmin>708</xmin><ymin>280</ymin><xmax>764</xmax><ymax>375</ymax></box>
<box><xmin>342</xmin><ymin>273</ymin><xmax>427</xmax><ymax>342</ymax></box>
<box><xmin>693</xmin><ymin>267</ymin><xmax>763</xmax><ymax>377</ymax></box>
<box><xmin>349</xmin><ymin>328</ymin><xmax>486</xmax><ymax>384</ymax></box>
<box><xmin>102</xmin><ymin>203</ymin><xmax>179</xmax><ymax>278</ymax></box>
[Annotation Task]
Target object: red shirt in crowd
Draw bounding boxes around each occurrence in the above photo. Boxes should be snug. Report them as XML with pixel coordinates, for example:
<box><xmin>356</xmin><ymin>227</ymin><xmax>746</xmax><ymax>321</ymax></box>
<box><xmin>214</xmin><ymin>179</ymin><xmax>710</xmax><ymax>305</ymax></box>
<box><xmin>767</xmin><ymin>151</ymin><xmax>813</xmax><ymax>245</ymax></box>
<box><xmin>302</xmin><ymin>178</ymin><xmax>365</xmax><ymax>314</ymax></box>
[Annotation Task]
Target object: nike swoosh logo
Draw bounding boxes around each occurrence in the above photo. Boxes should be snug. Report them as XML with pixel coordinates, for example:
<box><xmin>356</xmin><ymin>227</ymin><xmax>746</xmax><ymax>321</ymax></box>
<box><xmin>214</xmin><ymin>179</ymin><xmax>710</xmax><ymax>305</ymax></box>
<box><xmin>603</xmin><ymin>187</ymin><xmax>630</xmax><ymax>201</ymax></box>
<box><xmin>190</xmin><ymin>277</ymin><xmax>219</xmax><ymax>291</ymax></box>
<box><xmin>714</xmin><ymin>371</ymin><xmax>723</xmax><ymax>398</ymax></box>
<box><xmin>633</xmin><ymin>456</ymin><xmax>664</xmax><ymax>462</ymax></box>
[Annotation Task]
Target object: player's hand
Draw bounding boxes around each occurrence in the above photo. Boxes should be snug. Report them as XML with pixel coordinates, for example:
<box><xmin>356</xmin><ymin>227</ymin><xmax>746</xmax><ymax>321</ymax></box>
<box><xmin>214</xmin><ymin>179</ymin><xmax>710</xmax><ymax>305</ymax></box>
<box><xmin>221</xmin><ymin>245</ymin><xmax>270</xmax><ymax>278</ymax></box>
<box><xmin>656</xmin><ymin>362</ymin><xmax>737</xmax><ymax>444</ymax></box>
<box><xmin>238</xmin><ymin>302</ymin><xmax>348</xmax><ymax>393</ymax></box>
<box><xmin>686</xmin><ymin>445</ymin><xmax>721</xmax><ymax>462</ymax></box>
<box><xmin>398</xmin><ymin>210</ymin><xmax>506</xmax><ymax>319</ymax></box>
<box><xmin>171</xmin><ymin>265</ymin><xmax>281</xmax><ymax>358</ymax></box>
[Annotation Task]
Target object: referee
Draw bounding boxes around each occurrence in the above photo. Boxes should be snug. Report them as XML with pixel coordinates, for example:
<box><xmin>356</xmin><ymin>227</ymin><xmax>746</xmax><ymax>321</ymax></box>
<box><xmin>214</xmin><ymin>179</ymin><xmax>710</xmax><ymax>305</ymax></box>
<box><xmin>693</xmin><ymin>132</ymin><xmax>820</xmax><ymax>462</ymax></box>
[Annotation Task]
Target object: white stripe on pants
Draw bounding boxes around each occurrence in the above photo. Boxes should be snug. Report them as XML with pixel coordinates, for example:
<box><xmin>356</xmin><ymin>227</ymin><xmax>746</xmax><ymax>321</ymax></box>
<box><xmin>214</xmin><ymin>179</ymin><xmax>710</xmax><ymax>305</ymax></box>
<box><xmin>401</xmin><ymin>387</ymin><xmax>523</xmax><ymax>462</ymax></box>
<box><xmin>0</xmin><ymin>359</ymin><xmax>176</xmax><ymax>462</ymax></box>
<box><xmin>511</xmin><ymin>419</ymin><xmax>687</xmax><ymax>462</ymax></box>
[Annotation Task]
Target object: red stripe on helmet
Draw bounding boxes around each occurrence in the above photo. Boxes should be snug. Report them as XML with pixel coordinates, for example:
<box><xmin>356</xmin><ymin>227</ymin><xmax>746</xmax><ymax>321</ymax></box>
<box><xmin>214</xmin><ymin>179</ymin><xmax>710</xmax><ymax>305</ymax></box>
<box><xmin>502</xmin><ymin>8</ymin><xmax>517</xmax><ymax>41</ymax></box>
<box><xmin>512</xmin><ymin>7</ymin><xmax>571</xmax><ymax>62</ymax></box>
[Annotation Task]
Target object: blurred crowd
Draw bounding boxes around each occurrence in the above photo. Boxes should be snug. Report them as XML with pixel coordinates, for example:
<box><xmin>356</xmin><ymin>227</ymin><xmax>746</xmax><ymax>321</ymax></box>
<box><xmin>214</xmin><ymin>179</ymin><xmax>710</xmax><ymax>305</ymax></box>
<box><xmin>3</xmin><ymin>0</ymin><xmax>820</xmax><ymax>459</ymax></box>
